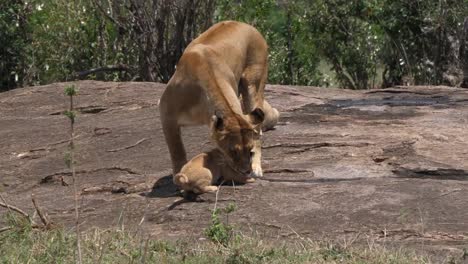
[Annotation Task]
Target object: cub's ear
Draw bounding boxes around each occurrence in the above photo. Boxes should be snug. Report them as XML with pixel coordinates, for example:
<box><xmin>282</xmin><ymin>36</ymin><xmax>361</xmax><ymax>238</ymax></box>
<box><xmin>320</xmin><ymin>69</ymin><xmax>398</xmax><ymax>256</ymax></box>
<box><xmin>249</xmin><ymin>108</ymin><xmax>265</xmax><ymax>125</ymax></box>
<box><xmin>211</xmin><ymin>110</ymin><xmax>224</xmax><ymax>131</ymax></box>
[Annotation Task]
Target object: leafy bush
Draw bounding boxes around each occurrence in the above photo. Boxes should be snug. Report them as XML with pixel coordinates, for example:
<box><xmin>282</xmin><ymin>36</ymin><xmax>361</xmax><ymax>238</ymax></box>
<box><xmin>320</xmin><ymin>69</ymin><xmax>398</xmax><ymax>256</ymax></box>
<box><xmin>1</xmin><ymin>0</ymin><xmax>467</xmax><ymax>90</ymax></box>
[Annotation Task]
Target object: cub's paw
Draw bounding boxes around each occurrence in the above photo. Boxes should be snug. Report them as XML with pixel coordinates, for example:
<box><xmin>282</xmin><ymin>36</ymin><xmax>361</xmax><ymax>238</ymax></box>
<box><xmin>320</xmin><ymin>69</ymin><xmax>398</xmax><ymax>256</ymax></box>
<box><xmin>201</xmin><ymin>185</ymin><xmax>218</xmax><ymax>193</ymax></box>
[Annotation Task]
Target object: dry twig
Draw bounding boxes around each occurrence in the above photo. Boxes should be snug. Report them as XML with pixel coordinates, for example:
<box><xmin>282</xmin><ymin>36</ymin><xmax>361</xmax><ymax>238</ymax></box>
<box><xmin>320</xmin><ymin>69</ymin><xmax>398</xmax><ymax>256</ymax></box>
<box><xmin>31</xmin><ymin>195</ymin><xmax>51</xmax><ymax>228</ymax></box>
<box><xmin>0</xmin><ymin>193</ymin><xmax>55</xmax><ymax>229</ymax></box>
<box><xmin>0</xmin><ymin>199</ymin><xmax>32</xmax><ymax>222</ymax></box>
<box><xmin>213</xmin><ymin>180</ymin><xmax>225</xmax><ymax>212</ymax></box>
<box><xmin>0</xmin><ymin>226</ymin><xmax>13</xmax><ymax>233</ymax></box>
<box><xmin>106</xmin><ymin>138</ymin><xmax>149</xmax><ymax>152</ymax></box>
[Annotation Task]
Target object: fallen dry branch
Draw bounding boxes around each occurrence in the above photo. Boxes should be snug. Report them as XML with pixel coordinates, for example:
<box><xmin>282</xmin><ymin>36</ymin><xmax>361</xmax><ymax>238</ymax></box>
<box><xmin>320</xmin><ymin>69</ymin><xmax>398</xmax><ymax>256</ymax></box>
<box><xmin>82</xmin><ymin>182</ymin><xmax>150</xmax><ymax>195</ymax></box>
<box><xmin>31</xmin><ymin>196</ymin><xmax>52</xmax><ymax>228</ymax></box>
<box><xmin>106</xmin><ymin>138</ymin><xmax>149</xmax><ymax>152</ymax></box>
<box><xmin>81</xmin><ymin>186</ymin><xmax>114</xmax><ymax>195</ymax></box>
<box><xmin>0</xmin><ymin>226</ymin><xmax>13</xmax><ymax>233</ymax></box>
<box><xmin>29</xmin><ymin>139</ymin><xmax>69</xmax><ymax>152</ymax></box>
<box><xmin>0</xmin><ymin>194</ymin><xmax>56</xmax><ymax>230</ymax></box>
<box><xmin>378</xmin><ymin>228</ymin><xmax>422</xmax><ymax>239</ymax></box>
<box><xmin>263</xmin><ymin>142</ymin><xmax>372</xmax><ymax>150</ymax></box>
<box><xmin>0</xmin><ymin>200</ymin><xmax>32</xmax><ymax>221</ymax></box>
<box><xmin>365</xmin><ymin>89</ymin><xmax>431</xmax><ymax>95</ymax></box>
<box><xmin>41</xmin><ymin>166</ymin><xmax>142</xmax><ymax>183</ymax></box>
<box><xmin>102</xmin><ymin>166</ymin><xmax>141</xmax><ymax>175</ymax></box>
<box><xmin>112</xmin><ymin>182</ymin><xmax>150</xmax><ymax>194</ymax></box>
<box><xmin>263</xmin><ymin>142</ymin><xmax>329</xmax><ymax>149</ymax></box>
<box><xmin>0</xmin><ymin>194</ymin><xmax>40</xmax><ymax>228</ymax></box>
<box><xmin>263</xmin><ymin>168</ymin><xmax>311</xmax><ymax>174</ymax></box>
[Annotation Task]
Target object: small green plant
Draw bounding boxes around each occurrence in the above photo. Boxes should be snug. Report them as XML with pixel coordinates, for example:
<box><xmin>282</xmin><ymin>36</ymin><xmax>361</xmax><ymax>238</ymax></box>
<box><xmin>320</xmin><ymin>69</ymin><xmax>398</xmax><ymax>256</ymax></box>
<box><xmin>63</xmin><ymin>84</ymin><xmax>82</xmax><ymax>264</ymax></box>
<box><xmin>205</xmin><ymin>203</ymin><xmax>237</xmax><ymax>246</ymax></box>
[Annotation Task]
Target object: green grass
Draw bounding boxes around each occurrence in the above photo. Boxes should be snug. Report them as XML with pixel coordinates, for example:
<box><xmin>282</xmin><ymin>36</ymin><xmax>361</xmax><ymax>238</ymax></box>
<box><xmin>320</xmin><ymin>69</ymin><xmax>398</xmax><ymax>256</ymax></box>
<box><xmin>0</xmin><ymin>214</ymin><xmax>430</xmax><ymax>264</ymax></box>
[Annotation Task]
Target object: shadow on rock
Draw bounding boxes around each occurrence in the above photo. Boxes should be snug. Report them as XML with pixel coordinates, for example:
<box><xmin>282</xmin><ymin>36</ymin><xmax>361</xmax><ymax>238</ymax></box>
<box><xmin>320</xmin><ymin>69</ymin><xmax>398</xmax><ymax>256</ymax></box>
<box><xmin>393</xmin><ymin>167</ymin><xmax>468</xmax><ymax>181</ymax></box>
<box><xmin>146</xmin><ymin>175</ymin><xmax>180</xmax><ymax>198</ymax></box>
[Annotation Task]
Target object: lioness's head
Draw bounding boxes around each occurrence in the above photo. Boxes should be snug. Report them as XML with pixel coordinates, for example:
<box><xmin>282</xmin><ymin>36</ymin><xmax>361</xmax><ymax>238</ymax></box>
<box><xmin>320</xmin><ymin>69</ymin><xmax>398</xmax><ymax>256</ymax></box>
<box><xmin>210</xmin><ymin>108</ymin><xmax>264</xmax><ymax>174</ymax></box>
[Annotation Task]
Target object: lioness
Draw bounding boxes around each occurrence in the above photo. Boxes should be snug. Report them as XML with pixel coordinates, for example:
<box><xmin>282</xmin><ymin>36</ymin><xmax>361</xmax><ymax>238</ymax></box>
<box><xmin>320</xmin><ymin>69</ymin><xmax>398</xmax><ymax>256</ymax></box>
<box><xmin>159</xmin><ymin>21</ymin><xmax>279</xmax><ymax>177</ymax></box>
<box><xmin>174</xmin><ymin>148</ymin><xmax>255</xmax><ymax>195</ymax></box>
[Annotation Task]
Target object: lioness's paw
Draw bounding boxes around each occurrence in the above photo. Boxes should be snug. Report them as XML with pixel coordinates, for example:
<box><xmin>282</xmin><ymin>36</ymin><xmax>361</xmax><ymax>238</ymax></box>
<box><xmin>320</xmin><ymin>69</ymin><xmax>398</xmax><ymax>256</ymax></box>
<box><xmin>250</xmin><ymin>166</ymin><xmax>263</xmax><ymax>178</ymax></box>
<box><xmin>246</xmin><ymin>177</ymin><xmax>256</xmax><ymax>183</ymax></box>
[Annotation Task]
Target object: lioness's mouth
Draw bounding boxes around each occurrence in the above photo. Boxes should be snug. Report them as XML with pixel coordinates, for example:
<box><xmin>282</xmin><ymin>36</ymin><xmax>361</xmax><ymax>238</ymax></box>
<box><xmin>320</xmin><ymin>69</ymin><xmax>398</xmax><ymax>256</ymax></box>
<box><xmin>226</xmin><ymin>162</ymin><xmax>250</xmax><ymax>175</ymax></box>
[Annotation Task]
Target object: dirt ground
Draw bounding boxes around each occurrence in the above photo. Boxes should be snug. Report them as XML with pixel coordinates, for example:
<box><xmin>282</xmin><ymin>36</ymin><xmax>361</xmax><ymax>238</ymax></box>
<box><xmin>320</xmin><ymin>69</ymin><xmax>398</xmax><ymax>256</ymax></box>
<box><xmin>1</xmin><ymin>81</ymin><xmax>467</xmax><ymax>261</ymax></box>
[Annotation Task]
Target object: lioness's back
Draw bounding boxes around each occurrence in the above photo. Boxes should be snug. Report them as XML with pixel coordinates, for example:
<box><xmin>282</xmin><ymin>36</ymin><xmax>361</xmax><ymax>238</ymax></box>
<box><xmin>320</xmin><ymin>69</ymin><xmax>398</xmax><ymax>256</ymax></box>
<box><xmin>189</xmin><ymin>21</ymin><xmax>266</xmax><ymax>48</ymax></box>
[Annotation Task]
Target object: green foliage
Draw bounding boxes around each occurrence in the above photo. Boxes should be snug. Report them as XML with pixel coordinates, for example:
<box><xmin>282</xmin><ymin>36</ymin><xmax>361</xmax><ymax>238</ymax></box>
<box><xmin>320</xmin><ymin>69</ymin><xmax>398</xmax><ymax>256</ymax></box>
<box><xmin>225</xmin><ymin>202</ymin><xmax>236</xmax><ymax>213</ymax></box>
<box><xmin>1</xmin><ymin>0</ymin><xmax>467</xmax><ymax>90</ymax></box>
<box><xmin>370</xmin><ymin>0</ymin><xmax>468</xmax><ymax>86</ymax></box>
<box><xmin>64</xmin><ymin>151</ymin><xmax>72</xmax><ymax>168</ymax></box>
<box><xmin>63</xmin><ymin>85</ymin><xmax>77</xmax><ymax>124</ymax></box>
<box><xmin>216</xmin><ymin>0</ymin><xmax>324</xmax><ymax>86</ymax></box>
<box><xmin>64</xmin><ymin>85</ymin><xmax>77</xmax><ymax>96</ymax></box>
<box><xmin>204</xmin><ymin>207</ymin><xmax>234</xmax><ymax>246</ymax></box>
<box><xmin>320</xmin><ymin>244</ymin><xmax>351</xmax><ymax>261</ymax></box>
<box><xmin>306</xmin><ymin>0</ymin><xmax>384</xmax><ymax>89</ymax></box>
<box><xmin>26</xmin><ymin>0</ymin><xmax>133</xmax><ymax>85</ymax></box>
<box><xmin>63</xmin><ymin>109</ymin><xmax>76</xmax><ymax>122</ymax></box>
<box><xmin>217</xmin><ymin>0</ymin><xmax>468</xmax><ymax>89</ymax></box>
<box><xmin>0</xmin><ymin>0</ymin><xmax>29</xmax><ymax>91</ymax></box>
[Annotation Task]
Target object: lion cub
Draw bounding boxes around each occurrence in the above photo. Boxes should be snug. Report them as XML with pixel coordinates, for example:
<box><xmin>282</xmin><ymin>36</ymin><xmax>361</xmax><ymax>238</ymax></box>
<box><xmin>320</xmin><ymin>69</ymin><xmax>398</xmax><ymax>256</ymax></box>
<box><xmin>174</xmin><ymin>149</ymin><xmax>255</xmax><ymax>195</ymax></box>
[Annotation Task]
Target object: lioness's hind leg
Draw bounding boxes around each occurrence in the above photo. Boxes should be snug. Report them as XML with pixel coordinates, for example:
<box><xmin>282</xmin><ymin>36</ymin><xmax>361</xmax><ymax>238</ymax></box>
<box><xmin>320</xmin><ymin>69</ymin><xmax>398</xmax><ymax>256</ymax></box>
<box><xmin>262</xmin><ymin>100</ymin><xmax>279</xmax><ymax>131</ymax></box>
<box><xmin>239</xmin><ymin>65</ymin><xmax>266</xmax><ymax>113</ymax></box>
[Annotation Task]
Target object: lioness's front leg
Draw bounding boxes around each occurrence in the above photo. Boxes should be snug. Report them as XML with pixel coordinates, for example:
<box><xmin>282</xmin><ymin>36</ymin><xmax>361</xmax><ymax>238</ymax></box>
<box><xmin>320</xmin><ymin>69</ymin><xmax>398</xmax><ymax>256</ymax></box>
<box><xmin>250</xmin><ymin>130</ymin><xmax>263</xmax><ymax>177</ymax></box>
<box><xmin>161</xmin><ymin>118</ymin><xmax>187</xmax><ymax>174</ymax></box>
<box><xmin>239</xmin><ymin>66</ymin><xmax>267</xmax><ymax>178</ymax></box>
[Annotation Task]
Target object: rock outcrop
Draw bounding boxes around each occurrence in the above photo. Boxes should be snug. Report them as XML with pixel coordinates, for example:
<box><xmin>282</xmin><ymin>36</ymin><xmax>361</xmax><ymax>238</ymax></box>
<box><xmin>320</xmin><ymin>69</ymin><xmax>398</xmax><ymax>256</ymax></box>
<box><xmin>1</xmin><ymin>81</ymin><xmax>467</xmax><ymax>259</ymax></box>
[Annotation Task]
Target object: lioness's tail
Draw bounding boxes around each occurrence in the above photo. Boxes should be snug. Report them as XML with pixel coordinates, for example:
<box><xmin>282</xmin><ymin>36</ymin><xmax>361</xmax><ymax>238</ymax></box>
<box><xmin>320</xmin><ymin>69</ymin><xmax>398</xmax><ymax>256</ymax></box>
<box><xmin>174</xmin><ymin>173</ymin><xmax>189</xmax><ymax>186</ymax></box>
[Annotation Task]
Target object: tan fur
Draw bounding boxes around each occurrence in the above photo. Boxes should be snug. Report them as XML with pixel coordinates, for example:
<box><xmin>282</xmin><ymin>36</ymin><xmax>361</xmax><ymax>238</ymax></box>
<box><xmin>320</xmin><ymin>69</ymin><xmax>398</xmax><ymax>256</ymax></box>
<box><xmin>174</xmin><ymin>149</ymin><xmax>255</xmax><ymax>194</ymax></box>
<box><xmin>159</xmin><ymin>21</ymin><xmax>279</xmax><ymax>176</ymax></box>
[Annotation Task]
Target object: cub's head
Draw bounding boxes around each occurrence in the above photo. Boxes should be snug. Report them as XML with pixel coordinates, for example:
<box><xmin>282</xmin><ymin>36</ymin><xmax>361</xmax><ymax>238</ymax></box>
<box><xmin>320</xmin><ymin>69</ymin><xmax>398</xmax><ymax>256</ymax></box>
<box><xmin>210</xmin><ymin>108</ymin><xmax>264</xmax><ymax>174</ymax></box>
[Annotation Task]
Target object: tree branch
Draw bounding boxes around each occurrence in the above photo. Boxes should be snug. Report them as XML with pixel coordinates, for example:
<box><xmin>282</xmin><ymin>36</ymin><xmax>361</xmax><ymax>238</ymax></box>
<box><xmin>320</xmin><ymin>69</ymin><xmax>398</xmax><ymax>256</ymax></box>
<box><xmin>75</xmin><ymin>64</ymin><xmax>132</xmax><ymax>79</ymax></box>
<box><xmin>92</xmin><ymin>0</ymin><xmax>127</xmax><ymax>31</ymax></box>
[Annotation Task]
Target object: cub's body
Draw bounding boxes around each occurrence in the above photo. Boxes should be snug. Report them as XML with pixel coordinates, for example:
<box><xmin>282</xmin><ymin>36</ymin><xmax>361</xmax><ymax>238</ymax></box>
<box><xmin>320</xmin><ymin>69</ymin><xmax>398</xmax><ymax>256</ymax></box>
<box><xmin>174</xmin><ymin>149</ymin><xmax>254</xmax><ymax>194</ymax></box>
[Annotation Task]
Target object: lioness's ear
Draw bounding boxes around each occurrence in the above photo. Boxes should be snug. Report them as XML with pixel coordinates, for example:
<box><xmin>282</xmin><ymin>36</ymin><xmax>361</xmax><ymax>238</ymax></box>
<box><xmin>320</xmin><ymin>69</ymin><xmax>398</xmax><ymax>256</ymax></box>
<box><xmin>211</xmin><ymin>110</ymin><xmax>224</xmax><ymax>131</ymax></box>
<box><xmin>249</xmin><ymin>108</ymin><xmax>265</xmax><ymax>125</ymax></box>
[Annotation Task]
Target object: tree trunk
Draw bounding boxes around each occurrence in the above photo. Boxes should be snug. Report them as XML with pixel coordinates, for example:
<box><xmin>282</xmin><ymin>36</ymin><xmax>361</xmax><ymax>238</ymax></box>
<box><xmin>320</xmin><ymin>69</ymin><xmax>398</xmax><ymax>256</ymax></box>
<box><xmin>285</xmin><ymin>6</ymin><xmax>294</xmax><ymax>84</ymax></box>
<box><xmin>461</xmin><ymin>17</ymin><xmax>468</xmax><ymax>88</ymax></box>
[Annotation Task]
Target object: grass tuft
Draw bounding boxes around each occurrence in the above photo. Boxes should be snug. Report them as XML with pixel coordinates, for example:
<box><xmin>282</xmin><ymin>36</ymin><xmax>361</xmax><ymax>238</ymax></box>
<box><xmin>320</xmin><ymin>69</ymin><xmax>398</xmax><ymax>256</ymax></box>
<box><xmin>0</xmin><ymin>213</ymin><xmax>431</xmax><ymax>264</ymax></box>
